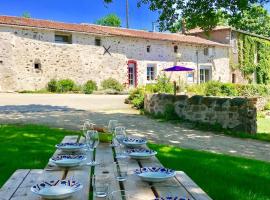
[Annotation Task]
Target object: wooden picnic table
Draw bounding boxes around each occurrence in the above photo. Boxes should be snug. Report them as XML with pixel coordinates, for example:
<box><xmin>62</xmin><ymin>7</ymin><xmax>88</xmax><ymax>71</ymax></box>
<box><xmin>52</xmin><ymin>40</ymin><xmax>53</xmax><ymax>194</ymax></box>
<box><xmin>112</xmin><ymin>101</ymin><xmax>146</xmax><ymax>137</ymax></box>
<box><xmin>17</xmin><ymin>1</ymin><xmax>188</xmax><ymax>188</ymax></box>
<box><xmin>0</xmin><ymin>134</ymin><xmax>212</xmax><ymax>200</ymax></box>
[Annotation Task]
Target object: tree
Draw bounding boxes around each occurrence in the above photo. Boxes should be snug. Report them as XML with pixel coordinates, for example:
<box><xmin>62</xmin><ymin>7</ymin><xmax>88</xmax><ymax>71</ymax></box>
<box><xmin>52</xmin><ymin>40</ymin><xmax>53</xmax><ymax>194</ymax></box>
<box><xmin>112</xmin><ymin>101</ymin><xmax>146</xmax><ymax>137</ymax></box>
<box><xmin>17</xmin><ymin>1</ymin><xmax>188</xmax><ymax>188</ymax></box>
<box><xmin>22</xmin><ymin>12</ymin><xmax>31</xmax><ymax>18</ymax></box>
<box><xmin>105</xmin><ymin>0</ymin><xmax>269</xmax><ymax>32</ymax></box>
<box><xmin>227</xmin><ymin>5</ymin><xmax>270</xmax><ymax>37</ymax></box>
<box><xmin>95</xmin><ymin>14</ymin><xmax>121</xmax><ymax>27</ymax></box>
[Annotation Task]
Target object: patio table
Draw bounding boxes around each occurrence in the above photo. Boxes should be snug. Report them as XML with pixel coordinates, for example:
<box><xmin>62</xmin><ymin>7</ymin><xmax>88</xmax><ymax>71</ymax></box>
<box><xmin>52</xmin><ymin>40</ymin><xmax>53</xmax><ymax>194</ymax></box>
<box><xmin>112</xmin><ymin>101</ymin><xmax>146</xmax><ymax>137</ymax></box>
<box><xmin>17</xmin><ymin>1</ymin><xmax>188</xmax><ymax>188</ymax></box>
<box><xmin>0</xmin><ymin>135</ymin><xmax>212</xmax><ymax>200</ymax></box>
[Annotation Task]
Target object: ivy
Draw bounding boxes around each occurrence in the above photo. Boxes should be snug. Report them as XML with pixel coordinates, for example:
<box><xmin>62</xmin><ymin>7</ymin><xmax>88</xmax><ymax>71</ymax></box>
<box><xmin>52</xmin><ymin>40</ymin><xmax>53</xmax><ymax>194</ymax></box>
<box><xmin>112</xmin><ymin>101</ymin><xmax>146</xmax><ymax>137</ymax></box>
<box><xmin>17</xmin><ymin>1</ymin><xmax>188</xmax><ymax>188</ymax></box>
<box><xmin>237</xmin><ymin>33</ymin><xmax>270</xmax><ymax>84</ymax></box>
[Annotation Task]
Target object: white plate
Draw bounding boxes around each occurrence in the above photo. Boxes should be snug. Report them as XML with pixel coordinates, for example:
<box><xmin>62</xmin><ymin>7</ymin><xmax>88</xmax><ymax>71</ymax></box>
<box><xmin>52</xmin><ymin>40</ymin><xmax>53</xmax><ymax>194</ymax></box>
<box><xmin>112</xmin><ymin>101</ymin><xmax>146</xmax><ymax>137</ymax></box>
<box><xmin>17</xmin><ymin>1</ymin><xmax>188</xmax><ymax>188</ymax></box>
<box><xmin>122</xmin><ymin>137</ymin><xmax>147</xmax><ymax>147</ymax></box>
<box><xmin>55</xmin><ymin>143</ymin><xmax>87</xmax><ymax>151</ymax></box>
<box><xmin>126</xmin><ymin>148</ymin><xmax>157</xmax><ymax>159</ymax></box>
<box><xmin>135</xmin><ymin>167</ymin><xmax>176</xmax><ymax>182</ymax></box>
<box><xmin>31</xmin><ymin>179</ymin><xmax>83</xmax><ymax>199</ymax></box>
<box><xmin>49</xmin><ymin>155</ymin><xmax>86</xmax><ymax>167</ymax></box>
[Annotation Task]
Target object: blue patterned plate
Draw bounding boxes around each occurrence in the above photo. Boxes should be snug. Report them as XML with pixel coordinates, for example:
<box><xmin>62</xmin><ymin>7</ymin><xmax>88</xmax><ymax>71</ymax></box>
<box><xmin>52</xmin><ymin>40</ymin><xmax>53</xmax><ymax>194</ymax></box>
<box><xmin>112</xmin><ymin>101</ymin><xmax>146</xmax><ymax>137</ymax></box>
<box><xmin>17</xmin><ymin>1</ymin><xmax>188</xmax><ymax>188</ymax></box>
<box><xmin>49</xmin><ymin>155</ymin><xmax>86</xmax><ymax>167</ymax></box>
<box><xmin>126</xmin><ymin>148</ymin><xmax>157</xmax><ymax>159</ymax></box>
<box><xmin>154</xmin><ymin>197</ymin><xmax>190</xmax><ymax>200</ymax></box>
<box><xmin>55</xmin><ymin>143</ymin><xmax>87</xmax><ymax>151</ymax></box>
<box><xmin>135</xmin><ymin>167</ymin><xmax>176</xmax><ymax>182</ymax></box>
<box><xmin>31</xmin><ymin>179</ymin><xmax>83</xmax><ymax>199</ymax></box>
<box><xmin>122</xmin><ymin>137</ymin><xmax>147</xmax><ymax>147</ymax></box>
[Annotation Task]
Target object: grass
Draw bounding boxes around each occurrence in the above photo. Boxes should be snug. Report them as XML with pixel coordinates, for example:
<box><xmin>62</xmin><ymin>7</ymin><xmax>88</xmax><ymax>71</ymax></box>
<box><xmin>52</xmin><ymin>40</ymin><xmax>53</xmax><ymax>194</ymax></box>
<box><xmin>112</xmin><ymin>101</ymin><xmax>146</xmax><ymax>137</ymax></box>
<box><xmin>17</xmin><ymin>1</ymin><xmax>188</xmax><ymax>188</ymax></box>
<box><xmin>149</xmin><ymin>143</ymin><xmax>270</xmax><ymax>200</ymax></box>
<box><xmin>0</xmin><ymin>124</ymin><xmax>80</xmax><ymax>187</ymax></box>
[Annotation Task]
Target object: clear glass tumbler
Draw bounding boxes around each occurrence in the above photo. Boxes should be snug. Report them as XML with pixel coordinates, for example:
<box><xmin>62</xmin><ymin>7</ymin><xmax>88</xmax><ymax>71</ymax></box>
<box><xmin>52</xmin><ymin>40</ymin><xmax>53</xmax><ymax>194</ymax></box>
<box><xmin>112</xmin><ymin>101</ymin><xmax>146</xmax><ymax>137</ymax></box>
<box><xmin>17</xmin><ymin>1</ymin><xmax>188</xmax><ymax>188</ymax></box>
<box><xmin>113</xmin><ymin>161</ymin><xmax>128</xmax><ymax>182</ymax></box>
<box><xmin>92</xmin><ymin>174</ymin><xmax>110</xmax><ymax>198</ymax></box>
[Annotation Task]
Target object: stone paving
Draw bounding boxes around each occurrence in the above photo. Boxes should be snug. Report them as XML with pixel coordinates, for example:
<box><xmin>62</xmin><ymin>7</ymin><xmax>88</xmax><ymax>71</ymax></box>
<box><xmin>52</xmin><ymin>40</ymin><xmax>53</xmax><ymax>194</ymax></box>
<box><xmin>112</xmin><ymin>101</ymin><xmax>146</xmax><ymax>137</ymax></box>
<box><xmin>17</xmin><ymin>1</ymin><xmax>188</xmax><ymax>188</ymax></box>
<box><xmin>0</xmin><ymin>93</ymin><xmax>269</xmax><ymax>162</ymax></box>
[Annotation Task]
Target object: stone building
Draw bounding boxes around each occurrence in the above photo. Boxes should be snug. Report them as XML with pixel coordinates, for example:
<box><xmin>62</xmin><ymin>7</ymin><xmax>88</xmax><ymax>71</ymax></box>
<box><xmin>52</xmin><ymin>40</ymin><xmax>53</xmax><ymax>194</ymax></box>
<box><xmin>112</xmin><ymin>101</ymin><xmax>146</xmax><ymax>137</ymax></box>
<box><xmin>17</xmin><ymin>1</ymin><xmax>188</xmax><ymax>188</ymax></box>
<box><xmin>0</xmin><ymin>16</ymin><xmax>229</xmax><ymax>92</ymax></box>
<box><xmin>188</xmin><ymin>26</ymin><xmax>270</xmax><ymax>84</ymax></box>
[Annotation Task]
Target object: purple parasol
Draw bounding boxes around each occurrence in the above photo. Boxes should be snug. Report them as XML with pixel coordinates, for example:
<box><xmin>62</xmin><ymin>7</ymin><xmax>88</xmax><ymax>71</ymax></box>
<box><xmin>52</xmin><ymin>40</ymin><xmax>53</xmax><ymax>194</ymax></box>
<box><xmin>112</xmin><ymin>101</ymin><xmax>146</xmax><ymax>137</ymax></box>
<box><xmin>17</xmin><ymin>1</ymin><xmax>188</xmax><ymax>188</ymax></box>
<box><xmin>163</xmin><ymin>66</ymin><xmax>194</xmax><ymax>72</ymax></box>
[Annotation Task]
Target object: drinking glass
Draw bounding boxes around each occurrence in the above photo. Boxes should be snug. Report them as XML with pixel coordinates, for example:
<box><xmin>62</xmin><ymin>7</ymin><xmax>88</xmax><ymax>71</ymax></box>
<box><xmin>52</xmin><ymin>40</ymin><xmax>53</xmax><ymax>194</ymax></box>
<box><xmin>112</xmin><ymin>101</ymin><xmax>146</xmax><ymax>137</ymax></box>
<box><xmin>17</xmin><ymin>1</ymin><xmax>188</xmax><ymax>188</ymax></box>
<box><xmin>113</xmin><ymin>161</ymin><xmax>128</xmax><ymax>182</ymax></box>
<box><xmin>92</xmin><ymin>174</ymin><xmax>110</xmax><ymax>198</ymax></box>
<box><xmin>114</xmin><ymin>126</ymin><xmax>126</xmax><ymax>143</ymax></box>
<box><xmin>86</xmin><ymin>130</ymin><xmax>99</xmax><ymax>151</ymax></box>
<box><xmin>83</xmin><ymin>120</ymin><xmax>94</xmax><ymax>137</ymax></box>
<box><xmin>108</xmin><ymin>190</ymin><xmax>130</xmax><ymax>200</ymax></box>
<box><xmin>108</xmin><ymin>120</ymin><xmax>118</xmax><ymax>133</ymax></box>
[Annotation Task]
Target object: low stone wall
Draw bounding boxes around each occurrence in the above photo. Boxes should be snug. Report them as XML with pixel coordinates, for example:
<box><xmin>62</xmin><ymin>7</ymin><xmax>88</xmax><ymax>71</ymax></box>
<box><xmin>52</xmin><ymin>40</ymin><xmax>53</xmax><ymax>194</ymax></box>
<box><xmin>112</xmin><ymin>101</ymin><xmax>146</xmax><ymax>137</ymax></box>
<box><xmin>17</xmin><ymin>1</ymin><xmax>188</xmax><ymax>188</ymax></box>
<box><xmin>144</xmin><ymin>94</ymin><xmax>257</xmax><ymax>134</ymax></box>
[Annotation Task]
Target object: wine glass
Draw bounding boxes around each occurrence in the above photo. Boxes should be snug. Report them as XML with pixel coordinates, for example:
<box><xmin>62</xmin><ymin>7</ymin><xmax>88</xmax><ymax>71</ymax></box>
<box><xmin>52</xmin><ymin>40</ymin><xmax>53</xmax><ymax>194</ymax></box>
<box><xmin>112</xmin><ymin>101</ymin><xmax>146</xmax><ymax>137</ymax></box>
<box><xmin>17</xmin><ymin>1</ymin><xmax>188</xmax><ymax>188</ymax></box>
<box><xmin>108</xmin><ymin>120</ymin><xmax>118</xmax><ymax>133</ymax></box>
<box><xmin>114</xmin><ymin>126</ymin><xmax>126</xmax><ymax>144</ymax></box>
<box><xmin>85</xmin><ymin>130</ymin><xmax>99</xmax><ymax>151</ymax></box>
<box><xmin>83</xmin><ymin>120</ymin><xmax>95</xmax><ymax>137</ymax></box>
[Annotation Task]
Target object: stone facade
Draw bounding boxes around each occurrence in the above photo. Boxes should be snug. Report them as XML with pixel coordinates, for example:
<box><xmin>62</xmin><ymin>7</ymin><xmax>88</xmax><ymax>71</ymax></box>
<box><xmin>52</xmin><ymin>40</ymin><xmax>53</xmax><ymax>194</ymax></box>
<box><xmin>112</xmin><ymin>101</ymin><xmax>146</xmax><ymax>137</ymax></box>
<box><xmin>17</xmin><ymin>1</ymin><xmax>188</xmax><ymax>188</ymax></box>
<box><xmin>144</xmin><ymin>93</ymin><xmax>257</xmax><ymax>134</ymax></box>
<box><xmin>0</xmin><ymin>25</ymin><xmax>229</xmax><ymax>92</ymax></box>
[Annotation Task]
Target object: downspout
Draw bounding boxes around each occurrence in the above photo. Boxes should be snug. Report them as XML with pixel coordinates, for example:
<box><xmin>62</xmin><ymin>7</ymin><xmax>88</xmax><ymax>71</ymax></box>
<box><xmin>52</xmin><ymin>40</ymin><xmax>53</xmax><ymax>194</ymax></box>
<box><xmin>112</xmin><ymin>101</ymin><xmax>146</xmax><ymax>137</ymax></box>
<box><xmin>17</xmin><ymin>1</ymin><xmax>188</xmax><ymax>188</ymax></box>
<box><xmin>196</xmin><ymin>50</ymin><xmax>199</xmax><ymax>84</ymax></box>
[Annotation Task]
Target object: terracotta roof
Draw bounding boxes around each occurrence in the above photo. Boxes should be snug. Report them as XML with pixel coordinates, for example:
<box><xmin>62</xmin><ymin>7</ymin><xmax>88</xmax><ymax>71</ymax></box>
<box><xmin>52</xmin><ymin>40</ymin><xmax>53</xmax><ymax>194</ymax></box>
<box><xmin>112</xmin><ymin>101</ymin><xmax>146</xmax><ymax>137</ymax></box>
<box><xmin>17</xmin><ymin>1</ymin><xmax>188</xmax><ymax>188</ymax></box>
<box><xmin>187</xmin><ymin>26</ymin><xmax>232</xmax><ymax>34</ymax></box>
<box><xmin>0</xmin><ymin>15</ymin><xmax>228</xmax><ymax>47</ymax></box>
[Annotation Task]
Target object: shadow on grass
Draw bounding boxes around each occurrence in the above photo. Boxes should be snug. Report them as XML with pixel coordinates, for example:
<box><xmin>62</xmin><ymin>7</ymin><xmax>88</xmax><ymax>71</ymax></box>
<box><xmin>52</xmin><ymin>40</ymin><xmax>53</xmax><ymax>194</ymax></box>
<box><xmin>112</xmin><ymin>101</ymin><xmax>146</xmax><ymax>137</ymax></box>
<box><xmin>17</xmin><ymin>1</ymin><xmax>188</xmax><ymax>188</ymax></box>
<box><xmin>149</xmin><ymin>143</ymin><xmax>270</xmax><ymax>200</ymax></box>
<box><xmin>0</xmin><ymin>124</ymin><xmax>80</xmax><ymax>187</ymax></box>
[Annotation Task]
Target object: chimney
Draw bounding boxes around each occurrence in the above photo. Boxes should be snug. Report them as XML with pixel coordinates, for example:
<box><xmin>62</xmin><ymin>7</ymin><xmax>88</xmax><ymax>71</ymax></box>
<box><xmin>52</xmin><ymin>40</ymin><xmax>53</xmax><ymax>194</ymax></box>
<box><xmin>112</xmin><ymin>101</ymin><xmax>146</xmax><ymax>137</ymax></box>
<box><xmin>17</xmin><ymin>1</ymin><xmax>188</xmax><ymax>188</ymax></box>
<box><xmin>181</xmin><ymin>19</ymin><xmax>186</xmax><ymax>35</ymax></box>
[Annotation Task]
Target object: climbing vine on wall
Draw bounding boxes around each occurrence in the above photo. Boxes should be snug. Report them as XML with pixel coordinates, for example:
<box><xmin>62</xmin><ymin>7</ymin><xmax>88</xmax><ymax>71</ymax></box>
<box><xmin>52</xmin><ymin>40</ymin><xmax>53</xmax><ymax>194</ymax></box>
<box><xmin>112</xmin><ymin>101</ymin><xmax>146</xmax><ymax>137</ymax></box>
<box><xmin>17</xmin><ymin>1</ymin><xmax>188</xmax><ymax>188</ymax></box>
<box><xmin>237</xmin><ymin>33</ymin><xmax>270</xmax><ymax>84</ymax></box>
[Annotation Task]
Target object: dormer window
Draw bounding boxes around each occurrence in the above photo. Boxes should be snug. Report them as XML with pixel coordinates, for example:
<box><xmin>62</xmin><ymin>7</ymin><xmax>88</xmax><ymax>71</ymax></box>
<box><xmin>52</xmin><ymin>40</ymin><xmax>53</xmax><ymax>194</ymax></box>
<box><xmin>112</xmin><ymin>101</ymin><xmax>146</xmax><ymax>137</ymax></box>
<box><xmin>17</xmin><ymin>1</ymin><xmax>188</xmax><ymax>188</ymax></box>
<box><xmin>174</xmin><ymin>45</ymin><xmax>178</xmax><ymax>53</ymax></box>
<box><xmin>147</xmin><ymin>45</ymin><xmax>151</xmax><ymax>53</ymax></box>
<box><xmin>55</xmin><ymin>33</ymin><xmax>72</xmax><ymax>44</ymax></box>
<box><xmin>95</xmin><ymin>38</ymin><xmax>101</xmax><ymax>46</ymax></box>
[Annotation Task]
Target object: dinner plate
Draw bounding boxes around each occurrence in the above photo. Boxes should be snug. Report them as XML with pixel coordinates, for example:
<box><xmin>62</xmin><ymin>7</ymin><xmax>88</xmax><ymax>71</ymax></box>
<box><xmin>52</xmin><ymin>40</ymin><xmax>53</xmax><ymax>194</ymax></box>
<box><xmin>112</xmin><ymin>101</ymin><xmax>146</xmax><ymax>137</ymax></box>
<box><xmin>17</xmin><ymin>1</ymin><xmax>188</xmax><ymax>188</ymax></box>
<box><xmin>126</xmin><ymin>148</ymin><xmax>157</xmax><ymax>159</ymax></box>
<box><xmin>122</xmin><ymin>137</ymin><xmax>147</xmax><ymax>147</ymax></box>
<box><xmin>49</xmin><ymin>155</ymin><xmax>86</xmax><ymax>167</ymax></box>
<box><xmin>31</xmin><ymin>179</ymin><xmax>83</xmax><ymax>199</ymax></box>
<box><xmin>135</xmin><ymin>167</ymin><xmax>176</xmax><ymax>182</ymax></box>
<box><xmin>55</xmin><ymin>143</ymin><xmax>87</xmax><ymax>151</ymax></box>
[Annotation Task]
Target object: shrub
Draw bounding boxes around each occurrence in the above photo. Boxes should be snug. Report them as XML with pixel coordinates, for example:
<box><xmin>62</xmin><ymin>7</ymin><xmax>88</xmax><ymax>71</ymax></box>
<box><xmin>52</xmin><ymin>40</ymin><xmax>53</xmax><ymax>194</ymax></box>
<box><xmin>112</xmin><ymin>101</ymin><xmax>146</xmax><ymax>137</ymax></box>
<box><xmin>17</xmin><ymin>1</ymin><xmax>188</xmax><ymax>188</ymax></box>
<box><xmin>129</xmin><ymin>87</ymin><xmax>145</xmax><ymax>109</ymax></box>
<box><xmin>101</xmin><ymin>78</ymin><xmax>123</xmax><ymax>92</ymax></box>
<box><xmin>83</xmin><ymin>80</ymin><xmax>97</xmax><ymax>94</ymax></box>
<box><xmin>186</xmin><ymin>84</ymin><xmax>206</xmax><ymax>95</ymax></box>
<box><xmin>155</xmin><ymin>75</ymin><xmax>174</xmax><ymax>93</ymax></box>
<box><xmin>264</xmin><ymin>101</ymin><xmax>270</xmax><ymax>110</ymax></box>
<box><xmin>72</xmin><ymin>85</ymin><xmax>82</xmax><ymax>93</ymax></box>
<box><xmin>56</xmin><ymin>79</ymin><xmax>75</xmax><ymax>93</ymax></box>
<box><xmin>47</xmin><ymin>79</ymin><xmax>58</xmax><ymax>92</ymax></box>
<box><xmin>220</xmin><ymin>83</ymin><xmax>239</xmax><ymax>96</ymax></box>
<box><xmin>205</xmin><ymin>81</ymin><xmax>222</xmax><ymax>96</ymax></box>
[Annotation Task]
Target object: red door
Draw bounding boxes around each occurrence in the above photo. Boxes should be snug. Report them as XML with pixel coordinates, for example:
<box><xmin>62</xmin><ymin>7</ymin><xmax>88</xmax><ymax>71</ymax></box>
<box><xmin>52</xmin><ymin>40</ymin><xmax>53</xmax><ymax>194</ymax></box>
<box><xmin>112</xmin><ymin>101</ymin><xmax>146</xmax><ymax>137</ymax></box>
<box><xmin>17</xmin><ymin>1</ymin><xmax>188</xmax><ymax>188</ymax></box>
<box><xmin>127</xmin><ymin>60</ymin><xmax>137</xmax><ymax>87</ymax></box>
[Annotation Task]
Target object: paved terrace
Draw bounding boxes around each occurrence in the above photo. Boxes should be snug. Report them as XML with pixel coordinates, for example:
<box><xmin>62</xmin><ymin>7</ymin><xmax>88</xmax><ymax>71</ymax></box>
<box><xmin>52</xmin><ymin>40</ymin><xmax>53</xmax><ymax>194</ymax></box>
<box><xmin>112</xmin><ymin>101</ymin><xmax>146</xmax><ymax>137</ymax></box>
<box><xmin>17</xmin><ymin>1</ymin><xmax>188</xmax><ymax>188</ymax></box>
<box><xmin>0</xmin><ymin>93</ymin><xmax>269</xmax><ymax>162</ymax></box>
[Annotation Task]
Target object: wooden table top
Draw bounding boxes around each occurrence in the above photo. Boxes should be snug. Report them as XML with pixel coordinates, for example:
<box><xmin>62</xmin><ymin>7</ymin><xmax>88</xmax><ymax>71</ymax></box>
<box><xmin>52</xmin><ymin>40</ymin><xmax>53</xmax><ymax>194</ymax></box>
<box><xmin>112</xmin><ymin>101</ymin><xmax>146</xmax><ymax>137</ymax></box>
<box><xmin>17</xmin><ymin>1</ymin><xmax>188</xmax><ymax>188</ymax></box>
<box><xmin>0</xmin><ymin>135</ymin><xmax>212</xmax><ymax>200</ymax></box>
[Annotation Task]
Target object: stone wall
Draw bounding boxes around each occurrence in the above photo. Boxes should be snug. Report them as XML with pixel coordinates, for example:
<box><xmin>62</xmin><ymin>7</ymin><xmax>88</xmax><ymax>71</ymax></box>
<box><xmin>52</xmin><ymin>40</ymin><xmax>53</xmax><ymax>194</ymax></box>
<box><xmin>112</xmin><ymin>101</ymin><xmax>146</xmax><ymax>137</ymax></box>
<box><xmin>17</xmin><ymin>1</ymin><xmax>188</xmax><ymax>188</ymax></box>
<box><xmin>0</xmin><ymin>26</ymin><xmax>229</xmax><ymax>91</ymax></box>
<box><xmin>145</xmin><ymin>94</ymin><xmax>257</xmax><ymax>134</ymax></box>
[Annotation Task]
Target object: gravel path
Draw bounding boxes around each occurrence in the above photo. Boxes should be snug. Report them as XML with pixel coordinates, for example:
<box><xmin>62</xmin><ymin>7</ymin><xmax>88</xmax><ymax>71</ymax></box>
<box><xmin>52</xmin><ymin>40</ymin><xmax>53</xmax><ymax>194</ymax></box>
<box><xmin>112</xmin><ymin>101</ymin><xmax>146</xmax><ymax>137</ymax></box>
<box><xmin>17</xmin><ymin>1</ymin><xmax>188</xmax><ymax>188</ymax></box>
<box><xmin>0</xmin><ymin>93</ymin><xmax>269</xmax><ymax>162</ymax></box>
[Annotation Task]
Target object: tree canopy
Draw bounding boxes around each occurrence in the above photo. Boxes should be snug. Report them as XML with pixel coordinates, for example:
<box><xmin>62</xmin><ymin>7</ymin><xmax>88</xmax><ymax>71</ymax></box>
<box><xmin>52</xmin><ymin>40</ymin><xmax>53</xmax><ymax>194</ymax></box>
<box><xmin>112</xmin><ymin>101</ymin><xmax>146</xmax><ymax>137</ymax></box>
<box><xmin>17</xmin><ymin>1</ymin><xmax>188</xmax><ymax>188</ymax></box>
<box><xmin>95</xmin><ymin>14</ymin><xmax>121</xmax><ymax>27</ymax></box>
<box><xmin>104</xmin><ymin>0</ymin><xmax>269</xmax><ymax>32</ymax></box>
<box><xmin>22</xmin><ymin>12</ymin><xmax>31</xmax><ymax>18</ymax></box>
<box><xmin>227</xmin><ymin>5</ymin><xmax>270</xmax><ymax>37</ymax></box>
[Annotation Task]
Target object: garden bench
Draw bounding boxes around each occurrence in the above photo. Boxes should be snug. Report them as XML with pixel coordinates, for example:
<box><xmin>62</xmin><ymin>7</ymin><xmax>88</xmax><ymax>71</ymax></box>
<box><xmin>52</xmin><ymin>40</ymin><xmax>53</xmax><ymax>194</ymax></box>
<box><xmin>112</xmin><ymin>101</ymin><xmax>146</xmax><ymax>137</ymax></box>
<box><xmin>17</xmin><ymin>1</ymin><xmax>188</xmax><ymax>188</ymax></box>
<box><xmin>0</xmin><ymin>135</ymin><xmax>212</xmax><ymax>200</ymax></box>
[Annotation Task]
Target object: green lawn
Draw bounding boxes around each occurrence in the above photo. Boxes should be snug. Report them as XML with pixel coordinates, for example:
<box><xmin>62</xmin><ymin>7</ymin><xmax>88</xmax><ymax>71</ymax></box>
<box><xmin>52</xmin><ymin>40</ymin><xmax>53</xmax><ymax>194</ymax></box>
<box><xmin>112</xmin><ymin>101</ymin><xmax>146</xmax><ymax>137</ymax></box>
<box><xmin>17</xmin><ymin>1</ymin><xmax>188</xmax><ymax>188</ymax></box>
<box><xmin>0</xmin><ymin>124</ymin><xmax>80</xmax><ymax>187</ymax></box>
<box><xmin>149</xmin><ymin>143</ymin><xmax>270</xmax><ymax>200</ymax></box>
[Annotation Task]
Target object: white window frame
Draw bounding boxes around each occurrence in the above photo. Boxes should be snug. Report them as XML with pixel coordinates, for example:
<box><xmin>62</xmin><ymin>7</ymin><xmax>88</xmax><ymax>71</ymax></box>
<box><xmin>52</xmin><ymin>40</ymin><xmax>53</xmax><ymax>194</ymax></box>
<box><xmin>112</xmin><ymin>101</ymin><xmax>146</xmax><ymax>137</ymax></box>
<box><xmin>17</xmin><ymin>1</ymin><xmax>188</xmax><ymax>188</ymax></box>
<box><xmin>146</xmin><ymin>64</ymin><xmax>157</xmax><ymax>82</ymax></box>
<box><xmin>199</xmin><ymin>65</ymin><xmax>212</xmax><ymax>83</ymax></box>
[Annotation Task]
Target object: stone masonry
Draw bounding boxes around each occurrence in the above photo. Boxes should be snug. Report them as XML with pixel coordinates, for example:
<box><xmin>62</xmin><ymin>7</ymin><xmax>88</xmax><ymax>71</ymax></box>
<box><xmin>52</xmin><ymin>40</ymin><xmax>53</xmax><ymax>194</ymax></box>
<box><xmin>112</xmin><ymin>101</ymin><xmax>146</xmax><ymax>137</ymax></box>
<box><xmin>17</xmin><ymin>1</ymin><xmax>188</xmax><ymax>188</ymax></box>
<box><xmin>144</xmin><ymin>93</ymin><xmax>257</xmax><ymax>134</ymax></box>
<box><xmin>0</xmin><ymin>25</ymin><xmax>229</xmax><ymax>92</ymax></box>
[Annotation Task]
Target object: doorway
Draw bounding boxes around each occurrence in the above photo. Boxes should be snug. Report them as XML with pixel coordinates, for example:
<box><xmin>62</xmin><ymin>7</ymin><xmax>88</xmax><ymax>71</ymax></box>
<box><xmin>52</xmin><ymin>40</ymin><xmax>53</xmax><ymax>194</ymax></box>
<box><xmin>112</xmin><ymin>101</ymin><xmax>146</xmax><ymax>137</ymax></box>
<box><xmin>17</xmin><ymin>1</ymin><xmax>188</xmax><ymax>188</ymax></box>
<box><xmin>127</xmin><ymin>60</ymin><xmax>137</xmax><ymax>87</ymax></box>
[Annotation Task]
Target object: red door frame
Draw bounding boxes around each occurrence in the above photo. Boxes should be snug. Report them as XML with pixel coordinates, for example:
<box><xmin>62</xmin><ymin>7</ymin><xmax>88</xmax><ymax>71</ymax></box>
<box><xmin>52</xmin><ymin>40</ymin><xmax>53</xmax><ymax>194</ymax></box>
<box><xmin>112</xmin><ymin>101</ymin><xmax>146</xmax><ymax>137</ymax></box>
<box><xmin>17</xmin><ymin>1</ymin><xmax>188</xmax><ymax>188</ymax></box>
<box><xmin>127</xmin><ymin>60</ymin><xmax>138</xmax><ymax>87</ymax></box>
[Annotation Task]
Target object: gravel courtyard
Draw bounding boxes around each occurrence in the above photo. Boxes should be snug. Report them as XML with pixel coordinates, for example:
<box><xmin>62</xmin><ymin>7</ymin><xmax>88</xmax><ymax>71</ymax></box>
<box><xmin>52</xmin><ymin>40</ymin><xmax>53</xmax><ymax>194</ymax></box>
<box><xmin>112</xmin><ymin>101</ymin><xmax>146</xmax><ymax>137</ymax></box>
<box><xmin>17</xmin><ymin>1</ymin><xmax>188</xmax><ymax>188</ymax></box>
<box><xmin>0</xmin><ymin>93</ymin><xmax>269</xmax><ymax>162</ymax></box>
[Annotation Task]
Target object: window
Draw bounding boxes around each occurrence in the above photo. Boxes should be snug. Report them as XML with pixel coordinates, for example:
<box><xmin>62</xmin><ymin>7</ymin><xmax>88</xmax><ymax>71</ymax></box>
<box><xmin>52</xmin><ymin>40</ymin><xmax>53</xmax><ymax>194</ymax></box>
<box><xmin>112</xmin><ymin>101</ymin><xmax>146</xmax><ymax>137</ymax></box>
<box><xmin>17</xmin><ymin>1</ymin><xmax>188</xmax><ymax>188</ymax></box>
<box><xmin>232</xmin><ymin>73</ymin><xmax>236</xmax><ymax>83</ymax></box>
<box><xmin>200</xmin><ymin>65</ymin><xmax>211</xmax><ymax>83</ymax></box>
<box><xmin>147</xmin><ymin>45</ymin><xmax>151</xmax><ymax>53</ymax></box>
<box><xmin>34</xmin><ymin>59</ymin><xmax>41</xmax><ymax>71</ymax></box>
<box><xmin>174</xmin><ymin>45</ymin><xmax>178</xmax><ymax>53</ymax></box>
<box><xmin>95</xmin><ymin>38</ymin><xmax>101</xmax><ymax>46</ymax></box>
<box><xmin>147</xmin><ymin>64</ymin><xmax>156</xmax><ymax>81</ymax></box>
<box><xmin>55</xmin><ymin>33</ymin><xmax>72</xmax><ymax>44</ymax></box>
<box><xmin>203</xmin><ymin>48</ymin><xmax>209</xmax><ymax>56</ymax></box>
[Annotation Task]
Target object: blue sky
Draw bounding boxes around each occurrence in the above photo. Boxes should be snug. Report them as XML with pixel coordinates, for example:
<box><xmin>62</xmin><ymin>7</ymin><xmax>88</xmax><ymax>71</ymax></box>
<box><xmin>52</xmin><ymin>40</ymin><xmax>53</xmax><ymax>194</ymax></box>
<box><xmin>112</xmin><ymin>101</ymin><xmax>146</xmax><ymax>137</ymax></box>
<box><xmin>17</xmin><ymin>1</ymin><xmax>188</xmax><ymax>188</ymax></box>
<box><xmin>0</xmin><ymin>0</ymin><xmax>270</xmax><ymax>31</ymax></box>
